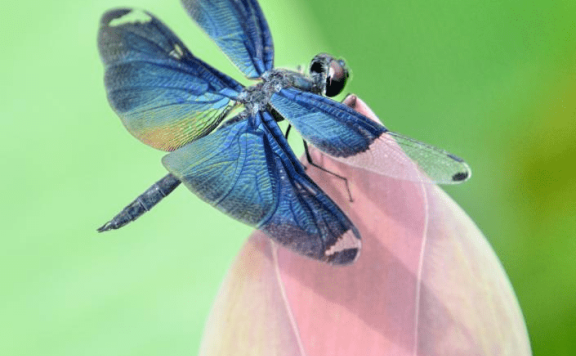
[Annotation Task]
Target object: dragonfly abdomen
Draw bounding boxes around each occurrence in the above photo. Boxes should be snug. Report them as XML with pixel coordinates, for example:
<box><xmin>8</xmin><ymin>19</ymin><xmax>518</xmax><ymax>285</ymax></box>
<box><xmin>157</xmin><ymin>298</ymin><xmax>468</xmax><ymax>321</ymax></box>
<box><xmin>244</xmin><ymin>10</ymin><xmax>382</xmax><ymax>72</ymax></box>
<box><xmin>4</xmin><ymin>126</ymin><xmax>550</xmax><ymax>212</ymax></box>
<box><xmin>97</xmin><ymin>174</ymin><xmax>181</xmax><ymax>232</ymax></box>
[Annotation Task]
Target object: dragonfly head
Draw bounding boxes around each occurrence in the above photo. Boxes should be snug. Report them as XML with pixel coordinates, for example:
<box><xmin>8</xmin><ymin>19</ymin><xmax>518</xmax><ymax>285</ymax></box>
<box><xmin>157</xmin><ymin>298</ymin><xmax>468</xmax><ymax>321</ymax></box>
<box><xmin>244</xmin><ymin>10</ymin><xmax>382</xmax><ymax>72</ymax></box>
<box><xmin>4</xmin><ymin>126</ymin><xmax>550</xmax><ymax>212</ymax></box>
<box><xmin>309</xmin><ymin>53</ymin><xmax>349</xmax><ymax>97</ymax></box>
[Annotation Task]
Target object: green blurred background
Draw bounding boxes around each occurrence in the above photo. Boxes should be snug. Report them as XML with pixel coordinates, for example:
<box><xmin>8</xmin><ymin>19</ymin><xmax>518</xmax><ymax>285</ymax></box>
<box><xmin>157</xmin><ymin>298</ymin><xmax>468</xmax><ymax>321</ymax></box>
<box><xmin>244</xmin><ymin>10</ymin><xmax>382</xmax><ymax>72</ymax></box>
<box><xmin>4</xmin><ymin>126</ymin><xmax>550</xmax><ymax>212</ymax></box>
<box><xmin>1</xmin><ymin>0</ymin><xmax>574</xmax><ymax>354</ymax></box>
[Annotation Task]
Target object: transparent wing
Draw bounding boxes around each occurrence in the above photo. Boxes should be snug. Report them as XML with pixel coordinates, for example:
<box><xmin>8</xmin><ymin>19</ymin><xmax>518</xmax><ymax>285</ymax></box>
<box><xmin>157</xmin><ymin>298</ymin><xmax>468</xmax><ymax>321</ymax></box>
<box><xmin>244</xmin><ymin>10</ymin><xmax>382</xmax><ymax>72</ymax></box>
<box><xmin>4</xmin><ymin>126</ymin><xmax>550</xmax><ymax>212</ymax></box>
<box><xmin>98</xmin><ymin>9</ymin><xmax>243</xmax><ymax>151</ymax></box>
<box><xmin>181</xmin><ymin>0</ymin><xmax>274</xmax><ymax>79</ymax></box>
<box><xmin>270</xmin><ymin>88</ymin><xmax>470</xmax><ymax>184</ymax></box>
<box><xmin>162</xmin><ymin>112</ymin><xmax>360</xmax><ymax>264</ymax></box>
<box><xmin>339</xmin><ymin>131</ymin><xmax>471</xmax><ymax>183</ymax></box>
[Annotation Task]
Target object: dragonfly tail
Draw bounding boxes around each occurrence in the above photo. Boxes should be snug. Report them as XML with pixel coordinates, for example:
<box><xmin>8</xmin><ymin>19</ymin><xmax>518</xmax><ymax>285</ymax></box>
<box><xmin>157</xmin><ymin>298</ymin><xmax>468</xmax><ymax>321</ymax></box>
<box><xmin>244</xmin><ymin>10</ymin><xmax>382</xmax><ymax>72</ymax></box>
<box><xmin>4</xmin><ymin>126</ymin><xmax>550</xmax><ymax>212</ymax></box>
<box><xmin>97</xmin><ymin>173</ymin><xmax>181</xmax><ymax>232</ymax></box>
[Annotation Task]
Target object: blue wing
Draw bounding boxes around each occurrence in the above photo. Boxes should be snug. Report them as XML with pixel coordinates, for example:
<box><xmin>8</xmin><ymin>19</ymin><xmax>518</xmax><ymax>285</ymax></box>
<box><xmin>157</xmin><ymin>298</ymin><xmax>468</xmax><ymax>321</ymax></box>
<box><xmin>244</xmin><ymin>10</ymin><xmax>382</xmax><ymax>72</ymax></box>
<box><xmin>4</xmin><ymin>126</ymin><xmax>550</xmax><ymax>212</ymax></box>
<box><xmin>270</xmin><ymin>88</ymin><xmax>471</xmax><ymax>184</ymax></box>
<box><xmin>98</xmin><ymin>9</ymin><xmax>243</xmax><ymax>151</ymax></box>
<box><xmin>181</xmin><ymin>0</ymin><xmax>273</xmax><ymax>79</ymax></box>
<box><xmin>162</xmin><ymin>112</ymin><xmax>361</xmax><ymax>265</ymax></box>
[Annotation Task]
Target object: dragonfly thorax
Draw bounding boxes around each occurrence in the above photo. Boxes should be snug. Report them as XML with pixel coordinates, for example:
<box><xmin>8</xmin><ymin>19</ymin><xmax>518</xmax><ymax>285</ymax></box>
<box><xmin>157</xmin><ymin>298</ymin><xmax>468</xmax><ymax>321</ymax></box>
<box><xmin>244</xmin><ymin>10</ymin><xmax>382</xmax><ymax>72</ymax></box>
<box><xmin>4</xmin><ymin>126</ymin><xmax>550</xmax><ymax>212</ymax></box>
<box><xmin>238</xmin><ymin>69</ymin><xmax>315</xmax><ymax>114</ymax></box>
<box><xmin>238</xmin><ymin>54</ymin><xmax>351</xmax><ymax>109</ymax></box>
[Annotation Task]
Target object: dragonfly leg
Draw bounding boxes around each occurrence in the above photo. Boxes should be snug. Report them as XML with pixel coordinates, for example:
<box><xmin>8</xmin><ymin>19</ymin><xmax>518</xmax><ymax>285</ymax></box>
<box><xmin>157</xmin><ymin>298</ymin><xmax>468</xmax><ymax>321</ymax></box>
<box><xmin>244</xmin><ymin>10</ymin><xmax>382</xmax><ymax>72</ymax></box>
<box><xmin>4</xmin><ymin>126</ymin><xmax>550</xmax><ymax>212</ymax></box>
<box><xmin>303</xmin><ymin>141</ymin><xmax>353</xmax><ymax>202</ymax></box>
<box><xmin>284</xmin><ymin>124</ymin><xmax>292</xmax><ymax>139</ymax></box>
<box><xmin>97</xmin><ymin>173</ymin><xmax>181</xmax><ymax>232</ymax></box>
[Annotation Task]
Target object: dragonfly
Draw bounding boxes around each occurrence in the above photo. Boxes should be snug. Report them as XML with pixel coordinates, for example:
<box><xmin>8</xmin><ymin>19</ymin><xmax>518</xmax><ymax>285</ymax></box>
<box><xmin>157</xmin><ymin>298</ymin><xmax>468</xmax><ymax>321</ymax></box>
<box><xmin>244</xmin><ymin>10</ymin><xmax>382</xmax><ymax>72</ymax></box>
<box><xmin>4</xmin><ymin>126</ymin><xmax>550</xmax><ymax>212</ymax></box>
<box><xmin>96</xmin><ymin>0</ymin><xmax>470</xmax><ymax>265</ymax></box>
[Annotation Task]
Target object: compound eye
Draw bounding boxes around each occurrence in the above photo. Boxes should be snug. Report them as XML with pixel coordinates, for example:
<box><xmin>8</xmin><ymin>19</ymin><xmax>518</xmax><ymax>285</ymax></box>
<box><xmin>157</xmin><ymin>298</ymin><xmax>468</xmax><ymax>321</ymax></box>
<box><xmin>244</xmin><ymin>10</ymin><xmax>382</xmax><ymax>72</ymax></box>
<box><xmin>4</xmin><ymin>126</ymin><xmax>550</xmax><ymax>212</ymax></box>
<box><xmin>325</xmin><ymin>59</ymin><xmax>349</xmax><ymax>97</ymax></box>
<box><xmin>310</xmin><ymin>59</ymin><xmax>326</xmax><ymax>75</ymax></box>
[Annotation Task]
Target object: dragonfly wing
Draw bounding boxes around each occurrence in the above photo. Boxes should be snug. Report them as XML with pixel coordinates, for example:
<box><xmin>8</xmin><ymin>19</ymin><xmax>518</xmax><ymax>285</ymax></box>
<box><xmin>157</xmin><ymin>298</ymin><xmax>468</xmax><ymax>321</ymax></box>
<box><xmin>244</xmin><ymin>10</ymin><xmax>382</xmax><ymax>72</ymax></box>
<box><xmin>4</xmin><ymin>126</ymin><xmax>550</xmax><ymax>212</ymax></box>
<box><xmin>258</xmin><ymin>111</ymin><xmax>361</xmax><ymax>264</ymax></box>
<box><xmin>270</xmin><ymin>88</ymin><xmax>471</xmax><ymax>184</ymax></box>
<box><xmin>98</xmin><ymin>9</ymin><xmax>243</xmax><ymax>151</ymax></box>
<box><xmin>162</xmin><ymin>113</ymin><xmax>360</xmax><ymax>264</ymax></box>
<box><xmin>181</xmin><ymin>0</ymin><xmax>273</xmax><ymax>79</ymax></box>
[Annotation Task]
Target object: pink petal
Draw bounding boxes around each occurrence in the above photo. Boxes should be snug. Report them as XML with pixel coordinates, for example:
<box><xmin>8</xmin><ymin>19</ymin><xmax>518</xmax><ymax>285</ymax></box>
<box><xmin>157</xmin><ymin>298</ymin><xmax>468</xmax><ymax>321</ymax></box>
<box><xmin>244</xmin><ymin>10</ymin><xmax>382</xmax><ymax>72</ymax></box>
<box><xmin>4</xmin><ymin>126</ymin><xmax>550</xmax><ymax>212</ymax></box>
<box><xmin>200</xmin><ymin>96</ymin><xmax>531</xmax><ymax>356</ymax></box>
